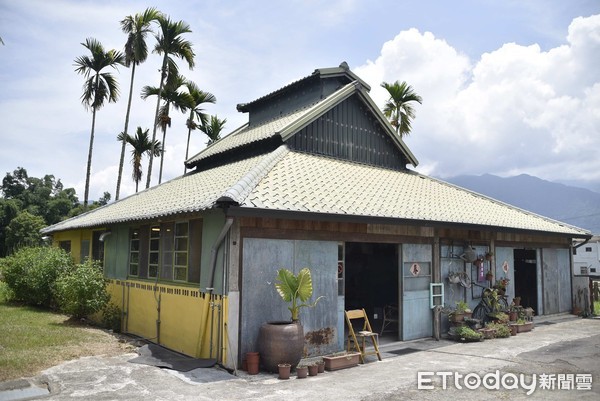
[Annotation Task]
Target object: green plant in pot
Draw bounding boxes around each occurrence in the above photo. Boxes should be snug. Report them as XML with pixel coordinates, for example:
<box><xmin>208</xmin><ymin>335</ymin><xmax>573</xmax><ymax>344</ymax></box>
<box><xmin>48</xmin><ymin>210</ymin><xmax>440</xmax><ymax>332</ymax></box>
<box><xmin>257</xmin><ymin>267</ymin><xmax>323</xmax><ymax>373</ymax></box>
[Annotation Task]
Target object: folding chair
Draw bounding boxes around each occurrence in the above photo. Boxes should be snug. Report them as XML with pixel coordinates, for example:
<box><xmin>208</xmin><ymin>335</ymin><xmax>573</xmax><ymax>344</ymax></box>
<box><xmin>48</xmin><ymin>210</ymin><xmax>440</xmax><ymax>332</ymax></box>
<box><xmin>380</xmin><ymin>304</ymin><xmax>399</xmax><ymax>335</ymax></box>
<box><xmin>345</xmin><ymin>309</ymin><xmax>382</xmax><ymax>363</ymax></box>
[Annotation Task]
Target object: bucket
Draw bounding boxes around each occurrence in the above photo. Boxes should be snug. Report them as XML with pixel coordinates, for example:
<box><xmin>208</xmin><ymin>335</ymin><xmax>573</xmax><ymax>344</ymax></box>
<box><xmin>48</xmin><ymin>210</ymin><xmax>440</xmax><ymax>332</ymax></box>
<box><xmin>246</xmin><ymin>352</ymin><xmax>260</xmax><ymax>375</ymax></box>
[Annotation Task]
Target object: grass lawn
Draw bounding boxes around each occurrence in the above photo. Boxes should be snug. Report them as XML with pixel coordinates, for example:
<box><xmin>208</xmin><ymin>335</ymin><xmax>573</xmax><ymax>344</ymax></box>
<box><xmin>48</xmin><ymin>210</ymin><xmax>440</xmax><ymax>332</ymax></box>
<box><xmin>0</xmin><ymin>302</ymin><xmax>131</xmax><ymax>382</ymax></box>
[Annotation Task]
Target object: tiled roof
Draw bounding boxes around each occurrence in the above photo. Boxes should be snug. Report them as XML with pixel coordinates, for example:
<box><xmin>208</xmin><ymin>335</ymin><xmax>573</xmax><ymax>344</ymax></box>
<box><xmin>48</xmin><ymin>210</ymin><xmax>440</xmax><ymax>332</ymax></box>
<box><xmin>242</xmin><ymin>150</ymin><xmax>590</xmax><ymax>237</ymax></box>
<box><xmin>42</xmin><ymin>152</ymin><xmax>282</xmax><ymax>233</ymax></box>
<box><xmin>44</xmin><ymin>146</ymin><xmax>591</xmax><ymax>237</ymax></box>
<box><xmin>185</xmin><ymin>107</ymin><xmax>310</xmax><ymax>166</ymax></box>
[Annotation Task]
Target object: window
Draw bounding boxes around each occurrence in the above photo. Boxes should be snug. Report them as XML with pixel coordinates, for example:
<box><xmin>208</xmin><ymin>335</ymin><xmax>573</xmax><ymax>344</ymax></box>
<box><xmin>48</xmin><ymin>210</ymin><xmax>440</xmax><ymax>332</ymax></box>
<box><xmin>149</xmin><ymin>226</ymin><xmax>160</xmax><ymax>278</ymax></box>
<box><xmin>129</xmin><ymin>229</ymin><xmax>140</xmax><ymax>276</ymax></box>
<box><xmin>92</xmin><ymin>231</ymin><xmax>105</xmax><ymax>263</ymax></box>
<box><xmin>127</xmin><ymin>219</ymin><xmax>200</xmax><ymax>283</ymax></box>
<box><xmin>80</xmin><ymin>240</ymin><xmax>90</xmax><ymax>262</ymax></box>
<box><xmin>585</xmin><ymin>247</ymin><xmax>592</xmax><ymax>252</ymax></box>
<box><xmin>174</xmin><ymin>222</ymin><xmax>189</xmax><ymax>281</ymax></box>
<box><xmin>59</xmin><ymin>240</ymin><xmax>71</xmax><ymax>253</ymax></box>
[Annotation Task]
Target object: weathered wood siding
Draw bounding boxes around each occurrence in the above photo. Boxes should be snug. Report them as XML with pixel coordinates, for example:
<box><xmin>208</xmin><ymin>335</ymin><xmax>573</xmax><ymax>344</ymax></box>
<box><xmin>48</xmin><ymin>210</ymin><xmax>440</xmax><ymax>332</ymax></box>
<box><xmin>288</xmin><ymin>95</ymin><xmax>408</xmax><ymax>169</ymax></box>
<box><xmin>240</xmin><ymin>238</ymin><xmax>338</xmax><ymax>359</ymax></box>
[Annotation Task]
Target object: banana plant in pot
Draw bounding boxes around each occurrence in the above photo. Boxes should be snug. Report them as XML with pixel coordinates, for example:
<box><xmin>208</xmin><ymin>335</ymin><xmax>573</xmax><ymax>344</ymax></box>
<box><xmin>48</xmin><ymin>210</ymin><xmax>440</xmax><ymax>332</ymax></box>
<box><xmin>258</xmin><ymin>267</ymin><xmax>323</xmax><ymax>373</ymax></box>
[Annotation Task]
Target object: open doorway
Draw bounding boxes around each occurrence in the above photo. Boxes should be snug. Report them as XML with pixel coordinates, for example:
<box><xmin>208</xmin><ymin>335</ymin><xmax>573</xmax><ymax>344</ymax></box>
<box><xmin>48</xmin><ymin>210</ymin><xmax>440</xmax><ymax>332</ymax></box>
<box><xmin>344</xmin><ymin>242</ymin><xmax>398</xmax><ymax>336</ymax></box>
<box><xmin>514</xmin><ymin>249</ymin><xmax>538</xmax><ymax>309</ymax></box>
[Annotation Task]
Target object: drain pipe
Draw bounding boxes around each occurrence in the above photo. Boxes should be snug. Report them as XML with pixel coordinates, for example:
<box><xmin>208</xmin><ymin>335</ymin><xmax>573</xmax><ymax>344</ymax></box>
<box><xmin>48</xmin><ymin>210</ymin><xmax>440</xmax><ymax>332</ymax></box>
<box><xmin>205</xmin><ymin>217</ymin><xmax>234</xmax><ymax>359</ymax></box>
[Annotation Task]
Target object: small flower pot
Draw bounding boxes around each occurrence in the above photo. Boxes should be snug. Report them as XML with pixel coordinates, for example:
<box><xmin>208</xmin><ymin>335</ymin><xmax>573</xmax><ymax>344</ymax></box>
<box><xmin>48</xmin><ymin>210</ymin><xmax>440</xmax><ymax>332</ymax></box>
<box><xmin>278</xmin><ymin>363</ymin><xmax>291</xmax><ymax>380</ymax></box>
<box><xmin>316</xmin><ymin>361</ymin><xmax>325</xmax><ymax>373</ymax></box>
<box><xmin>509</xmin><ymin>324</ymin><xmax>518</xmax><ymax>336</ymax></box>
<box><xmin>308</xmin><ymin>364</ymin><xmax>318</xmax><ymax>376</ymax></box>
<box><xmin>296</xmin><ymin>365</ymin><xmax>308</xmax><ymax>379</ymax></box>
<box><xmin>246</xmin><ymin>352</ymin><xmax>260</xmax><ymax>375</ymax></box>
<box><xmin>508</xmin><ymin>312</ymin><xmax>518</xmax><ymax>322</ymax></box>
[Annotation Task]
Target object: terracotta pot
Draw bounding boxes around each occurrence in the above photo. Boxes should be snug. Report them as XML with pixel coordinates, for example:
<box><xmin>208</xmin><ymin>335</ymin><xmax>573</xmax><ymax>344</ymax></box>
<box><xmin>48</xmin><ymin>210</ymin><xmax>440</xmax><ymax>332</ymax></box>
<box><xmin>278</xmin><ymin>363</ymin><xmax>291</xmax><ymax>380</ymax></box>
<box><xmin>296</xmin><ymin>366</ymin><xmax>308</xmax><ymax>379</ymax></box>
<box><xmin>246</xmin><ymin>352</ymin><xmax>260</xmax><ymax>375</ymax></box>
<box><xmin>308</xmin><ymin>364</ymin><xmax>318</xmax><ymax>376</ymax></box>
<box><xmin>451</xmin><ymin>313</ymin><xmax>465</xmax><ymax>323</ymax></box>
<box><xmin>258</xmin><ymin>321</ymin><xmax>304</xmax><ymax>373</ymax></box>
<box><xmin>316</xmin><ymin>361</ymin><xmax>325</xmax><ymax>373</ymax></box>
<box><xmin>323</xmin><ymin>353</ymin><xmax>360</xmax><ymax>371</ymax></box>
<box><xmin>509</xmin><ymin>324</ymin><xmax>518</xmax><ymax>336</ymax></box>
<box><xmin>509</xmin><ymin>312</ymin><xmax>518</xmax><ymax>321</ymax></box>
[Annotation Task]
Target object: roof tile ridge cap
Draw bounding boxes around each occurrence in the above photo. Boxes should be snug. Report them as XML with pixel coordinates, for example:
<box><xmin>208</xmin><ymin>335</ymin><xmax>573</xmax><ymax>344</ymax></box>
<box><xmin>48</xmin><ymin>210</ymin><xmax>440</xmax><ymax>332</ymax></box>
<box><xmin>426</xmin><ymin>174</ymin><xmax>590</xmax><ymax>234</ymax></box>
<box><xmin>218</xmin><ymin>145</ymin><xmax>289</xmax><ymax>204</ymax></box>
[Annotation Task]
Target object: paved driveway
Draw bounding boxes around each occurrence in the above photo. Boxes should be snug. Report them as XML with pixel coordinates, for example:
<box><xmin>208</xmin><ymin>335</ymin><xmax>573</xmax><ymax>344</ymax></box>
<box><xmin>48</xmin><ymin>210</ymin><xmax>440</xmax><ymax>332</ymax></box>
<box><xmin>2</xmin><ymin>316</ymin><xmax>598</xmax><ymax>400</ymax></box>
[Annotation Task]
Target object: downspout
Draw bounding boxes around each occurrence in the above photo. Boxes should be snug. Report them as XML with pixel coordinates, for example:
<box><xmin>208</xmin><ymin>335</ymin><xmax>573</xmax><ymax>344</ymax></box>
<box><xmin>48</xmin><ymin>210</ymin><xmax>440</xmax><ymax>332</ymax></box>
<box><xmin>204</xmin><ymin>217</ymin><xmax>234</xmax><ymax>360</ymax></box>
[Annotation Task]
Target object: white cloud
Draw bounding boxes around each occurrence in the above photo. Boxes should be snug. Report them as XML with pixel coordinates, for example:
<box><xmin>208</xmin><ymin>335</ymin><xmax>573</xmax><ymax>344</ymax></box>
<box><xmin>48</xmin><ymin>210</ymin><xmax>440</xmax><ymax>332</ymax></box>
<box><xmin>355</xmin><ymin>15</ymin><xmax>600</xmax><ymax>183</ymax></box>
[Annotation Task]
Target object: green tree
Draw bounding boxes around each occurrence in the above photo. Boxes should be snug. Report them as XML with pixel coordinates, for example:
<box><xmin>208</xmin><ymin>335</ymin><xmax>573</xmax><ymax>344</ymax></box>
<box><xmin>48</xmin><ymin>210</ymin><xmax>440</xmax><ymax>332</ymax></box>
<box><xmin>5</xmin><ymin>211</ymin><xmax>46</xmax><ymax>252</ymax></box>
<box><xmin>115</xmin><ymin>7</ymin><xmax>162</xmax><ymax>201</ymax></box>
<box><xmin>183</xmin><ymin>81</ymin><xmax>216</xmax><ymax>172</ymax></box>
<box><xmin>381</xmin><ymin>80</ymin><xmax>423</xmax><ymax>137</ymax></box>
<box><xmin>0</xmin><ymin>199</ymin><xmax>20</xmax><ymax>257</ymax></box>
<box><xmin>142</xmin><ymin>73</ymin><xmax>193</xmax><ymax>183</ymax></box>
<box><xmin>74</xmin><ymin>38</ymin><xmax>125</xmax><ymax>209</ymax></box>
<box><xmin>200</xmin><ymin>115</ymin><xmax>227</xmax><ymax>145</ymax></box>
<box><xmin>145</xmin><ymin>15</ymin><xmax>195</xmax><ymax>189</ymax></box>
<box><xmin>118</xmin><ymin>127</ymin><xmax>162</xmax><ymax>192</ymax></box>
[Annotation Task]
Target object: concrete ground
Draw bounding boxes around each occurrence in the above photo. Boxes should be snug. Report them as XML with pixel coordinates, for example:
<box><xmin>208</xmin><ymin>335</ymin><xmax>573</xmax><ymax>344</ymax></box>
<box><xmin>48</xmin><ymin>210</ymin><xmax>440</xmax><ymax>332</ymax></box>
<box><xmin>1</xmin><ymin>315</ymin><xmax>598</xmax><ymax>401</ymax></box>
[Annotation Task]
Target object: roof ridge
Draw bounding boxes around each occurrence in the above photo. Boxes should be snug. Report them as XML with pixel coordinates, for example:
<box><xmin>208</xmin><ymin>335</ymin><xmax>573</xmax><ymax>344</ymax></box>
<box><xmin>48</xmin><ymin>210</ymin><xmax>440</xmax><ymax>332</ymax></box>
<box><xmin>217</xmin><ymin>145</ymin><xmax>289</xmax><ymax>205</ymax></box>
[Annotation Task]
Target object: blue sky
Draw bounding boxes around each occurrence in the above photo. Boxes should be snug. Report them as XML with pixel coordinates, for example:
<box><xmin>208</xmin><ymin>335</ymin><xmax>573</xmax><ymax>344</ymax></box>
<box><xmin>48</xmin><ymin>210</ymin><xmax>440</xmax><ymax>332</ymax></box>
<box><xmin>0</xmin><ymin>0</ymin><xmax>599</xmax><ymax>200</ymax></box>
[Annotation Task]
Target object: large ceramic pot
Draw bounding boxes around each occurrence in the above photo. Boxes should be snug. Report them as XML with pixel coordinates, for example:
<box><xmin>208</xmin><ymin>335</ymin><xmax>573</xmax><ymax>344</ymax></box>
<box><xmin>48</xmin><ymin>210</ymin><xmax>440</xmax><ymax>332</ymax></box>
<box><xmin>258</xmin><ymin>321</ymin><xmax>304</xmax><ymax>373</ymax></box>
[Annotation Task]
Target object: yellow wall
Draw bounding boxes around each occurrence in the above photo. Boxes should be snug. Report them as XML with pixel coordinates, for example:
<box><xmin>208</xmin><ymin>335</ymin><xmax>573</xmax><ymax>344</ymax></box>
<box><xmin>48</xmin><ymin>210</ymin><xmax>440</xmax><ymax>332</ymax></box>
<box><xmin>107</xmin><ymin>280</ymin><xmax>228</xmax><ymax>362</ymax></box>
<box><xmin>51</xmin><ymin>229</ymin><xmax>98</xmax><ymax>264</ymax></box>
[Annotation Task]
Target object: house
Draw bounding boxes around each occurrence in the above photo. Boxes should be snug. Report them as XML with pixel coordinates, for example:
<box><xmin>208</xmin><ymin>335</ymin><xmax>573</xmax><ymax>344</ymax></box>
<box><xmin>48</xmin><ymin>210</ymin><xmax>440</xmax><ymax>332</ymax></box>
<box><xmin>42</xmin><ymin>62</ymin><xmax>591</xmax><ymax>369</ymax></box>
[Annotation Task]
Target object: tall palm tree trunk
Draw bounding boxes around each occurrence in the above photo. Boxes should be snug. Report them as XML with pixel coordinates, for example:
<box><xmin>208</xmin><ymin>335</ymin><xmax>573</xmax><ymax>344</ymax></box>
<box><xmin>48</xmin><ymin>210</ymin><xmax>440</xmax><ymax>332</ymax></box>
<box><xmin>116</xmin><ymin>64</ymin><xmax>137</xmax><ymax>200</ymax></box>
<box><xmin>145</xmin><ymin>58</ymin><xmax>167</xmax><ymax>189</ymax></box>
<box><xmin>184</xmin><ymin>126</ymin><xmax>192</xmax><ymax>174</ymax></box>
<box><xmin>159</xmin><ymin>127</ymin><xmax>167</xmax><ymax>184</ymax></box>
<box><xmin>84</xmin><ymin>105</ymin><xmax>98</xmax><ymax>209</ymax></box>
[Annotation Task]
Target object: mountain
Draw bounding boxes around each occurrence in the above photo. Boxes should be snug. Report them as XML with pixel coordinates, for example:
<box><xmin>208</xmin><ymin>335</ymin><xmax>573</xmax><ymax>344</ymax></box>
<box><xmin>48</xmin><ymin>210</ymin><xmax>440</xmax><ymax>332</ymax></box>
<box><xmin>442</xmin><ymin>174</ymin><xmax>600</xmax><ymax>234</ymax></box>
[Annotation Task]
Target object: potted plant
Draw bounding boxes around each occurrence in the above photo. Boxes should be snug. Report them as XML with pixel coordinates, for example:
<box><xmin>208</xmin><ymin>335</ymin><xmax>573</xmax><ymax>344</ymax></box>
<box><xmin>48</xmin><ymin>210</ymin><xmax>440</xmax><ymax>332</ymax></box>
<box><xmin>278</xmin><ymin>363</ymin><xmax>291</xmax><ymax>380</ymax></box>
<box><xmin>493</xmin><ymin>277</ymin><xmax>510</xmax><ymax>296</ymax></box>
<box><xmin>485</xmin><ymin>251</ymin><xmax>494</xmax><ymax>261</ymax></box>
<box><xmin>485</xmin><ymin>269</ymin><xmax>494</xmax><ymax>281</ymax></box>
<box><xmin>507</xmin><ymin>303</ymin><xmax>519</xmax><ymax>321</ymax></box>
<box><xmin>456</xmin><ymin>300</ymin><xmax>472</xmax><ymax>318</ymax></box>
<box><xmin>257</xmin><ymin>267</ymin><xmax>324</xmax><ymax>373</ymax></box>
<box><xmin>308</xmin><ymin>363</ymin><xmax>319</xmax><ymax>376</ymax></box>
<box><xmin>512</xmin><ymin>296</ymin><xmax>521</xmax><ymax>306</ymax></box>
<box><xmin>296</xmin><ymin>364</ymin><xmax>308</xmax><ymax>378</ymax></box>
<box><xmin>450</xmin><ymin>325</ymin><xmax>483</xmax><ymax>342</ymax></box>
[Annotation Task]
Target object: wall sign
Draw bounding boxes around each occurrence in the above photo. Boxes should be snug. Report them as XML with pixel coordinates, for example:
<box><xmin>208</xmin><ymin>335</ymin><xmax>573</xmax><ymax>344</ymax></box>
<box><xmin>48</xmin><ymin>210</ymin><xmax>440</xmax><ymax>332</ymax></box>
<box><xmin>502</xmin><ymin>261</ymin><xmax>510</xmax><ymax>274</ymax></box>
<box><xmin>410</xmin><ymin>263</ymin><xmax>421</xmax><ymax>276</ymax></box>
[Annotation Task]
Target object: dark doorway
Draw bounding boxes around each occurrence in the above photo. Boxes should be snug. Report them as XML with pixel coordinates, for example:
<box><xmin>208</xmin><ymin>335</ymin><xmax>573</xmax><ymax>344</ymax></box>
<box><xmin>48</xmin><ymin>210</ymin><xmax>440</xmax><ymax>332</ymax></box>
<box><xmin>344</xmin><ymin>242</ymin><xmax>398</xmax><ymax>332</ymax></box>
<box><xmin>514</xmin><ymin>249</ymin><xmax>538</xmax><ymax>309</ymax></box>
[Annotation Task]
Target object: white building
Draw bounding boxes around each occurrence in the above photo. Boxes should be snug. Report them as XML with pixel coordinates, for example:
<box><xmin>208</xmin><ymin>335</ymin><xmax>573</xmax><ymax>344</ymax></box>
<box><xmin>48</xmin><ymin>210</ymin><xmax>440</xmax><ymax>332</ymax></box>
<box><xmin>573</xmin><ymin>236</ymin><xmax>600</xmax><ymax>276</ymax></box>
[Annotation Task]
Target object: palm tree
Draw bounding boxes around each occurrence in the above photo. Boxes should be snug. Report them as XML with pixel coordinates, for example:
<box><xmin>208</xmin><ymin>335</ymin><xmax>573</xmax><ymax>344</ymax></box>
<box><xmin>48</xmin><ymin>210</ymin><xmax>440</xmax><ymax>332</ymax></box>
<box><xmin>141</xmin><ymin>73</ymin><xmax>193</xmax><ymax>183</ymax></box>
<box><xmin>74</xmin><ymin>38</ymin><xmax>125</xmax><ymax>208</ymax></box>
<box><xmin>145</xmin><ymin>15</ymin><xmax>195</xmax><ymax>189</ymax></box>
<box><xmin>200</xmin><ymin>115</ymin><xmax>227</xmax><ymax>145</ymax></box>
<box><xmin>117</xmin><ymin>127</ymin><xmax>162</xmax><ymax>193</ymax></box>
<box><xmin>183</xmin><ymin>81</ymin><xmax>216</xmax><ymax>172</ymax></box>
<box><xmin>115</xmin><ymin>7</ymin><xmax>161</xmax><ymax>201</ymax></box>
<box><xmin>381</xmin><ymin>80</ymin><xmax>423</xmax><ymax>138</ymax></box>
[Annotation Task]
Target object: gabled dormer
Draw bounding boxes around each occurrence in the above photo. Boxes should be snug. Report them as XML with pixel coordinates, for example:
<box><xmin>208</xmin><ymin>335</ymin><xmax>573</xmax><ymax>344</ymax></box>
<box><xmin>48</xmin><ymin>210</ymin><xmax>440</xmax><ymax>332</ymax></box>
<box><xmin>186</xmin><ymin>63</ymin><xmax>418</xmax><ymax>172</ymax></box>
<box><xmin>236</xmin><ymin>62</ymin><xmax>370</xmax><ymax>127</ymax></box>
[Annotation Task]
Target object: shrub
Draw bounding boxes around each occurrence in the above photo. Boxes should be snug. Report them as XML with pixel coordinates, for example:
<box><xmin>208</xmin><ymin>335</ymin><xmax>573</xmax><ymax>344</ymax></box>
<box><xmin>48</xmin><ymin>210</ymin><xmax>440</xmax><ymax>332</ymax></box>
<box><xmin>55</xmin><ymin>259</ymin><xmax>110</xmax><ymax>319</ymax></box>
<box><xmin>101</xmin><ymin>302</ymin><xmax>122</xmax><ymax>332</ymax></box>
<box><xmin>0</xmin><ymin>246</ymin><xmax>73</xmax><ymax>307</ymax></box>
<box><xmin>0</xmin><ymin>280</ymin><xmax>14</xmax><ymax>303</ymax></box>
